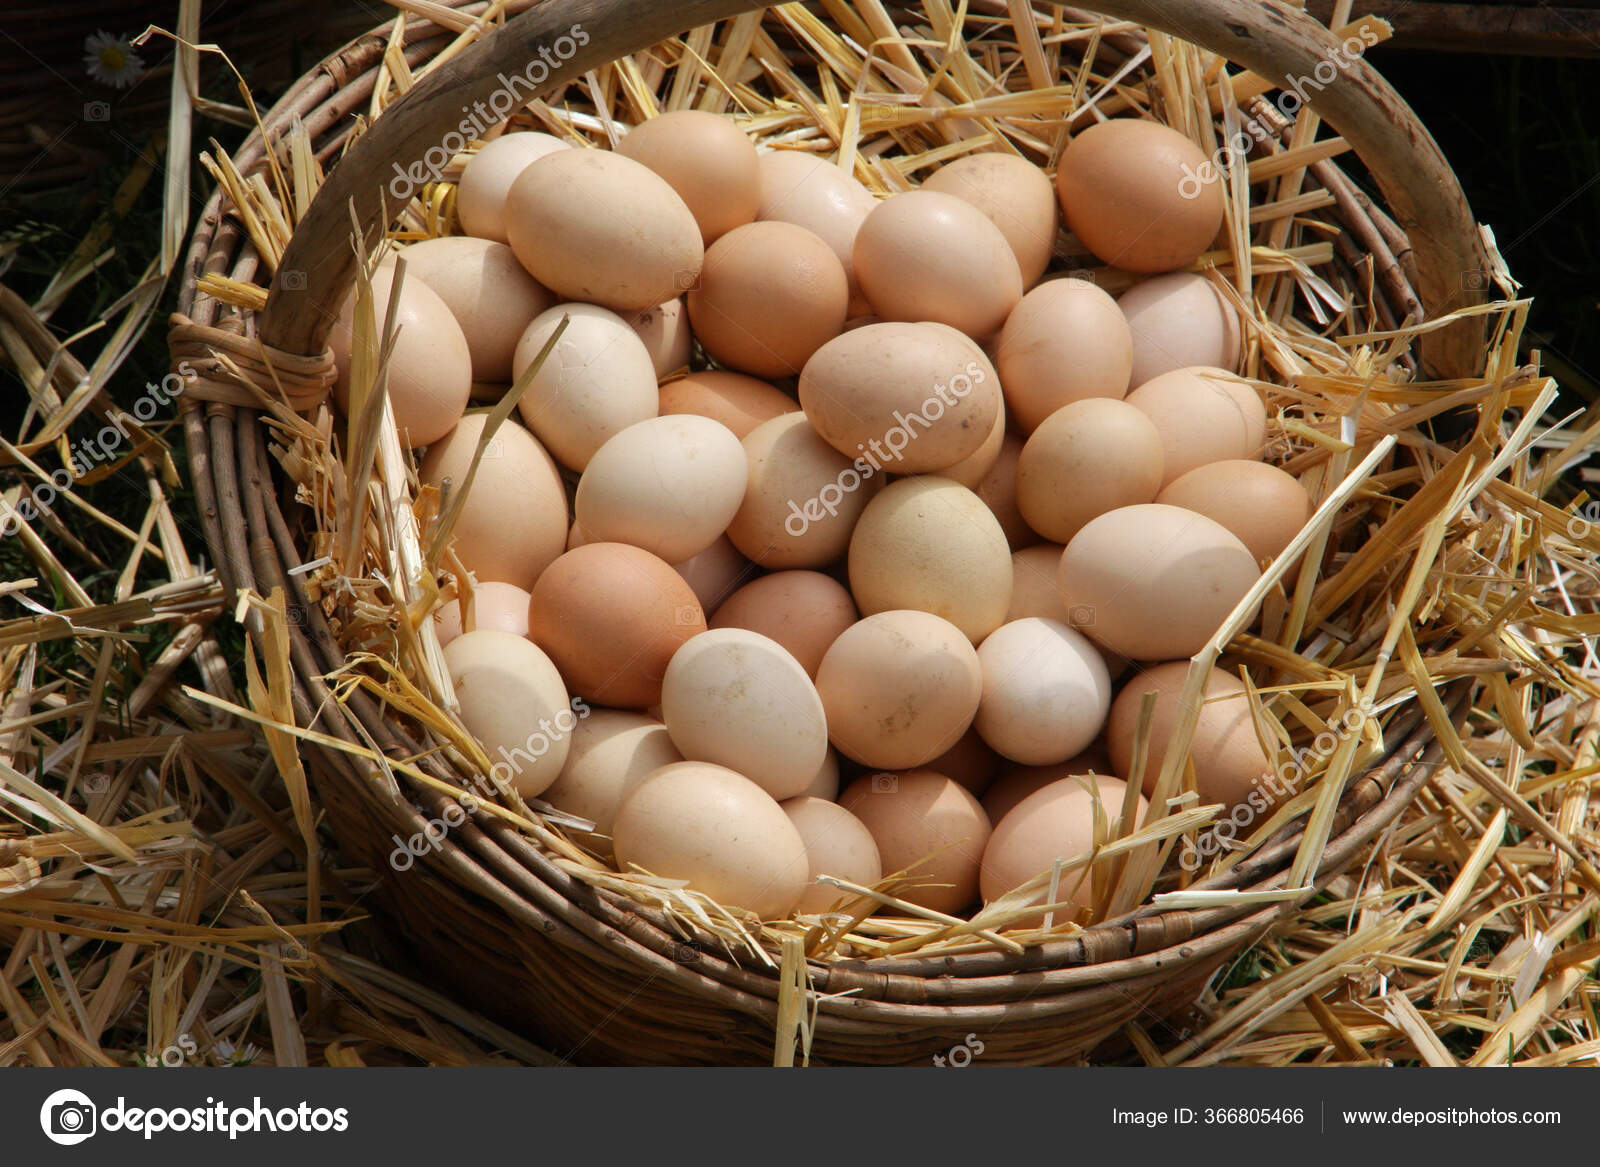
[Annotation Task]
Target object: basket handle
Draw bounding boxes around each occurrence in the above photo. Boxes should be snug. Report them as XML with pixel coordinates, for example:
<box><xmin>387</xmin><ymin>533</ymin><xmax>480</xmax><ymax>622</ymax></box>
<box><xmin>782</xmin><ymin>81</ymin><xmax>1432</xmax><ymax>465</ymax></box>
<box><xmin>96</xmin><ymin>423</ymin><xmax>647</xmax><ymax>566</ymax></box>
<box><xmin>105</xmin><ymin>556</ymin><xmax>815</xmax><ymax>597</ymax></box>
<box><xmin>260</xmin><ymin>0</ymin><xmax>1488</xmax><ymax>377</ymax></box>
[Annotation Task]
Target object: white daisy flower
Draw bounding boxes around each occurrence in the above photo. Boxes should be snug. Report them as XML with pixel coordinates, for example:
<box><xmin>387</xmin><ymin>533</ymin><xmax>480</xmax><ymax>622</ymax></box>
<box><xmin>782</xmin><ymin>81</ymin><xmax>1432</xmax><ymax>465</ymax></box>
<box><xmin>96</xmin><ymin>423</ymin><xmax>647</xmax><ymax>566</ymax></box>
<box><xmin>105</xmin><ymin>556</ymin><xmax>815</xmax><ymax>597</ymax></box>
<box><xmin>84</xmin><ymin>31</ymin><xmax>145</xmax><ymax>89</ymax></box>
<box><xmin>212</xmin><ymin>1039</ymin><xmax>261</xmax><ymax>1066</ymax></box>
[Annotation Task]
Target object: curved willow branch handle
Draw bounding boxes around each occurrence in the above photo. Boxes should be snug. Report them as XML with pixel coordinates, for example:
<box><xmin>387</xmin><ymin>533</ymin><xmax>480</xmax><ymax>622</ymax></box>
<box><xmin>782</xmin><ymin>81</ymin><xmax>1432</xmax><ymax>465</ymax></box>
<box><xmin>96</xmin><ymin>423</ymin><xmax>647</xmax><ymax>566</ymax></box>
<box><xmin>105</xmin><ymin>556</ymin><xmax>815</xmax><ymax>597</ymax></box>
<box><xmin>260</xmin><ymin>0</ymin><xmax>1488</xmax><ymax>377</ymax></box>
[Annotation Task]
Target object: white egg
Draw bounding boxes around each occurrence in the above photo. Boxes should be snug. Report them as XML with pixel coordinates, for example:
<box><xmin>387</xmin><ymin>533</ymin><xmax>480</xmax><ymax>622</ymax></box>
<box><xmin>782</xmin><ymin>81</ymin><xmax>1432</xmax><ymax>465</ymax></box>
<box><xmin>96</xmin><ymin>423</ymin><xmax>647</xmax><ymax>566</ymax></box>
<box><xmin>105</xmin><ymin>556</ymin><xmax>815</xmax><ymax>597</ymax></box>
<box><xmin>974</xmin><ymin>618</ymin><xmax>1111</xmax><ymax>765</ymax></box>
<box><xmin>513</xmin><ymin>304</ymin><xmax>659</xmax><ymax>471</ymax></box>
<box><xmin>444</xmin><ymin>630</ymin><xmax>574</xmax><ymax>798</ymax></box>
<box><xmin>660</xmin><ymin>628</ymin><xmax>829</xmax><ymax>800</ymax></box>
<box><xmin>575</xmin><ymin>415</ymin><xmax>749</xmax><ymax>562</ymax></box>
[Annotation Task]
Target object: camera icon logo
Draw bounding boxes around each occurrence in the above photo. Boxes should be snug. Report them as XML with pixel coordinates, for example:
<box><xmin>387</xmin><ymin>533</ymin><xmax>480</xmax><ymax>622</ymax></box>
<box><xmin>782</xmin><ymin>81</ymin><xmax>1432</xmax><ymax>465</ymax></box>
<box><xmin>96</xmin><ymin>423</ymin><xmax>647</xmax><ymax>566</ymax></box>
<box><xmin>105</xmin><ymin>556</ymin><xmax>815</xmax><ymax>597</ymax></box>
<box><xmin>83</xmin><ymin>102</ymin><xmax>110</xmax><ymax>122</ymax></box>
<box><xmin>1067</xmin><ymin>603</ymin><xmax>1096</xmax><ymax>627</ymax></box>
<box><xmin>870</xmin><ymin>773</ymin><xmax>898</xmax><ymax>794</ymax></box>
<box><xmin>40</xmin><ymin>1088</ymin><xmax>97</xmax><ymax>1146</ymax></box>
<box><xmin>673</xmin><ymin>269</ymin><xmax>700</xmax><ymax>292</ymax></box>
<box><xmin>1460</xmin><ymin>270</ymin><xmax>1491</xmax><ymax>292</ymax></box>
<box><xmin>281</xmin><ymin>269</ymin><xmax>307</xmax><ymax>291</ymax></box>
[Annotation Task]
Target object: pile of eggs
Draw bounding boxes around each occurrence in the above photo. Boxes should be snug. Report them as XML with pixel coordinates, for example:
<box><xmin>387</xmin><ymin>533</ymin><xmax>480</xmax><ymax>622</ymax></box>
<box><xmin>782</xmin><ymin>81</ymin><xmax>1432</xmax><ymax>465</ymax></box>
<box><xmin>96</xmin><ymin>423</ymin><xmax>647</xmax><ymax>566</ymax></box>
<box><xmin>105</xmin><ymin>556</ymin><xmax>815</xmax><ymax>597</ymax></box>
<box><xmin>336</xmin><ymin>110</ymin><xmax>1318</xmax><ymax>925</ymax></box>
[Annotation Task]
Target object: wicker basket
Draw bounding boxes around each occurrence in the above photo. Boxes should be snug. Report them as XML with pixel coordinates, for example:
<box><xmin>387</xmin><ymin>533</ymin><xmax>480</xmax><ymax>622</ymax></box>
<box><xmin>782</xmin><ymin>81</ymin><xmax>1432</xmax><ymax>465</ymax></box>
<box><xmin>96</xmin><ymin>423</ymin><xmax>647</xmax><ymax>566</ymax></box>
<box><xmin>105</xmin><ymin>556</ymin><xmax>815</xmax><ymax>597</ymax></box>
<box><xmin>174</xmin><ymin>0</ymin><xmax>1507</xmax><ymax>1065</ymax></box>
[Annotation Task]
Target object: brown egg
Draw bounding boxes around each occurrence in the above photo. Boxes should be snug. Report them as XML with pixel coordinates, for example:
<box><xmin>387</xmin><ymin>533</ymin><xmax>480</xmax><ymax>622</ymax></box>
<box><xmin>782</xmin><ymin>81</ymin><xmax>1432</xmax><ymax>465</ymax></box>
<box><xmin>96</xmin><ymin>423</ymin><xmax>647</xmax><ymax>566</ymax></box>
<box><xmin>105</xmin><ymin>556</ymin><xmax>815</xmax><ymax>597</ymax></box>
<box><xmin>922</xmin><ymin>152</ymin><xmax>1059</xmax><ymax>285</ymax></box>
<box><xmin>658</xmin><ymin>370</ymin><xmax>797</xmax><ymax>439</ymax></box>
<box><xmin>1058</xmin><ymin>504</ymin><xmax>1261</xmax><ymax>660</ymax></box>
<box><xmin>854</xmin><ymin>190</ymin><xmax>1023</xmax><ymax>338</ymax></box>
<box><xmin>1119</xmin><ymin>273</ymin><xmax>1242</xmax><ymax>389</ymax></box>
<box><xmin>1016</xmin><ymin>398</ymin><xmax>1165</xmax><ymax>543</ymax></box>
<box><xmin>433</xmin><ymin>581</ymin><xmax>532</xmax><ymax>646</ymax></box>
<box><xmin>505</xmin><ymin>148</ymin><xmax>703</xmax><ymax>311</ymax></box>
<box><xmin>400</xmin><ymin>237</ymin><xmax>554</xmax><ymax>384</ymax></box>
<box><xmin>757</xmin><ymin>151</ymin><xmax>878</xmax><ymax>314</ymax></box>
<box><xmin>456</xmin><ymin>132</ymin><xmax>571</xmax><ymax>243</ymax></box>
<box><xmin>725</xmin><ymin>413</ymin><xmax>881</xmax><ymax>568</ymax></box>
<box><xmin>671</xmin><ymin>536</ymin><xmax>752</xmax><ymax>614</ymax></box>
<box><xmin>816</xmin><ymin>611</ymin><xmax>982</xmax><ymax>769</ymax></box>
<box><xmin>1055</xmin><ymin>119</ymin><xmax>1224</xmax><ymax>273</ymax></box>
<box><xmin>418</xmin><ymin>413</ymin><xmax>567</xmax><ymax>590</ymax></box>
<box><xmin>848</xmin><ymin>477</ymin><xmax>1013</xmax><ymax>643</ymax></box>
<box><xmin>1126</xmin><ymin>367</ymin><xmax>1268</xmax><ymax>487</ymax></box>
<box><xmin>974</xmin><ymin>434</ymin><xmax>1038</xmax><ymax>550</ymax></box>
<box><xmin>626</xmin><ymin>298</ymin><xmax>693</xmax><ymax>379</ymax></box>
<box><xmin>1157</xmin><ymin>460</ymin><xmax>1312</xmax><ymax>565</ymax></box>
<box><xmin>839</xmin><ymin>770</ymin><xmax>991</xmax><ymax>914</ymax></box>
<box><xmin>688</xmin><ymin>221</ymin><xmax>848</xmax><ymax>378</ymax></box>
<box><xmin>616</xmin><ymin>110</ymin><xmax>761</xmax><ymax>243</ymax></box>
<box><xmin>614</xmin><ymin>761</ymin><xmax>808</xmax><ymax>919</ymax></box>
<box><xmin>542</xmin><ymin>709</ymin><xmax>683</xmax><ymax>859</ymax></box>
<box><xmin>1108</xmin><ymin>661</ymin><xmax>1270</xmax><ymax>809</ymax></box>
<box><xmin>1006</xmin><ymin>544</ymin><xmax>1066</xmax><ymax>623</ymax></box>
<box><xmin>921</xmin><ymin>726</ymin><xmax>1001</xmax><ymax>796</ymax></box>
<box><xmin>781</xmin><ymin>797</ymin><xmax>884</xmax><ymax>914</ymax></box>
<box><xmin>926</xmin><ymin>396</ymin><xmax>1001</xmax><ymax>493</ymax></box>
<box><xmin>799</xmin><ymin>748</ymin><xmax>842</xmax><ymax>801</ymax></box>
<box><xmin>527</xmin><ymin>543</ymin><xmax>706</xmax><ymax>709</ymax></box>
<box><xmin>979</xmin><ymin>774</ymin><xmax>1147</xmax><ymax>918</ymax></box>
<box><xmin>330</xmin><ymin>265</ymin><xmax>471</xmax><ymax>448</ymax></box>
<box><xmin>709</xmin><ymin>570</ymin><xmax>857</xmax><ymax>679</ymax></box>
<box><xmin>799</xmin><ymin>322</ymin><xmax>1001</xmax><ymax>474</ymax></box>
<box><xmin>980</xmin><ymin>746</ymin><xmax>1116</xmax><ymax>824</ymax></box>
<box><xmin>996</xmin><ymin>278</ymin><xmax>1132</xmax><ymax>432</ymax></box>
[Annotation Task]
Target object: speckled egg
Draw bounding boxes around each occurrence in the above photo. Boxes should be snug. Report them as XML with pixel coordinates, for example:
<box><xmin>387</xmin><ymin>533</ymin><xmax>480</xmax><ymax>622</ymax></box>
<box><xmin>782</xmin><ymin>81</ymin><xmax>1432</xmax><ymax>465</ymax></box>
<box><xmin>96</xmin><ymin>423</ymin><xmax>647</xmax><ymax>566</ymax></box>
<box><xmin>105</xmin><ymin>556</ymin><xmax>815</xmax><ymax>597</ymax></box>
<box><xmin>848</xmin><ymin>477</ymin><xmax>1013</xmax><ymax>643</ymax></box>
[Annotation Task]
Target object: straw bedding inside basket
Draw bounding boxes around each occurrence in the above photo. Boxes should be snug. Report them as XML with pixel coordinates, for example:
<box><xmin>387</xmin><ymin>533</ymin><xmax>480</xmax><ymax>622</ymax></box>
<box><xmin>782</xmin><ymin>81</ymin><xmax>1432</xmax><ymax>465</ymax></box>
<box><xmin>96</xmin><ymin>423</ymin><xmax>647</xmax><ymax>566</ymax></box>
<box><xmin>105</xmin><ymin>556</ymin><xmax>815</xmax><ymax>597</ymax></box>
<box><xmin>177</xmin><ymin>0</ymin><xmax>1597</xmax><ymax>1054</ymax></box>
